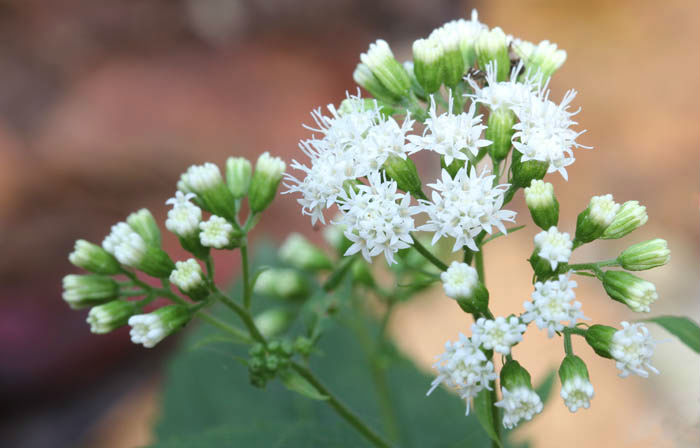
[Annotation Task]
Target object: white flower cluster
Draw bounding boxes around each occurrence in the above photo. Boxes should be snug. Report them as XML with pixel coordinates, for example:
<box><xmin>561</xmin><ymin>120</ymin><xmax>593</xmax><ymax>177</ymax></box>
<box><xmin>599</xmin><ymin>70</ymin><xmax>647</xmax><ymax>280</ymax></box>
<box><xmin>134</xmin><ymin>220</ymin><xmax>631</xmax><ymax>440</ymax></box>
<box><xmin>534</xmin><ymin>226</ymin><xmax>572</xmax><ymax>270</ymax></box>
<box><xmin>560</xmin><ymin>376</ymin><xmax>594</xmax><ymax>413</ymax></box>
<box><xmin>610</xmin><ymin>321</ymin><xmax>658</xmax><ymax>378</ymax></box>
<box><xmin>427</xmin><ymin>333</ymin><xmax>497</xmax><ymax>414</ymax></box>
<box><xmin>335</xmin><ymin>172</ymin><xmax>419</xmax><ymax>264</ymax></box>
<box><xmin>420</xmin><ymin>167</ymin><xmax>516</xmax><ymax>251</ymax></box>
<box><xmin>440</xmin><ymin>261</ymin><xmax>479</xmax><ymax>299</ymax></box>
<box><xmin>467</xmin><ymin>61</ymin><xmax>541</xmax><ymax>113</ymax></box>
<box><xmin>495</xmin><ymin>386</ymin><xmax>543</xmax><ymax>429</ymax></box>
<box><xmin>522</xmin><ymin>273</ymin><xmax>586</xmax><ymax>337</ymax></box>
<box><xmin>102</xmin><ymin>222</ymin><xmax>147</xmax><ymax>267</ymax></box>
<box><xmin>128</xmin><ymin>314</ymin><xmax>170</xmax><ymax>348</ymax></box>
<box><xmin>169</xmin><ymin>259</ymin><xmax>205</xmax><ymax>292</ymax></box>
<box><xmin>165</xmin><ymin>191</ymin><xmax>202</xmax><ymax>237</ymax></box>
<box><xmin>471</xmin><ymin>316</ymin><xmax>527</xmax><ymax>355</ymax></box>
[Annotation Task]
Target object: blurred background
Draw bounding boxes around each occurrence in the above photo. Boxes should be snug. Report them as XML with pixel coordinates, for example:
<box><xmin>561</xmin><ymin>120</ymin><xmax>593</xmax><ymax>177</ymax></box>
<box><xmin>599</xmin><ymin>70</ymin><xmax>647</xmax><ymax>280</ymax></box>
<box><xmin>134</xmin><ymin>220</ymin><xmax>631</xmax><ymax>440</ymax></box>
<box><xmin>0</xmin><ymin>0</ymin><xmax>698</xmax><ymax>446</ymax></box>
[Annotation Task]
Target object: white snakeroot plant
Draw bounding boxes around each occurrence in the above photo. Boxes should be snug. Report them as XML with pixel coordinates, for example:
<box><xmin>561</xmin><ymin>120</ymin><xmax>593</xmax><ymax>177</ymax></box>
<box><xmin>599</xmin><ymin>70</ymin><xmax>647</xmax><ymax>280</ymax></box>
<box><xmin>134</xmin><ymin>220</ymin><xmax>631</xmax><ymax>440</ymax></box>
<box><xmin>60</xmin><ymin>10</ymin><xmax>691</xmax><ymax>447</ymax></box>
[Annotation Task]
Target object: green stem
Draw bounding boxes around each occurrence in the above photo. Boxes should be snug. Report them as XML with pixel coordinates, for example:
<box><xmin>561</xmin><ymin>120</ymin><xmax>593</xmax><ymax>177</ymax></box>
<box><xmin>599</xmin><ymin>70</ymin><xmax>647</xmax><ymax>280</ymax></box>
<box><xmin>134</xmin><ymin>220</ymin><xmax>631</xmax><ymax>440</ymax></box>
<box><xmin>216</xmin><ymin>291</ymin><xmax>266</xmax><ymax>345</ymax></box>
<box><xmin>241</xmin><ymin>242</ymin><xmax>252</xmax><ymax>309</ymax></box>
<box><xmin>119</xmin><ymin>289</ymin><xmax>148</xmax><ymax>297</ymax></box>
<box><xmin>410</xmin><ymin>233</ymin><xmax>447</xmax><ymax>271</ymax></box>
<box><xmin>291</xmin><ymin>362</ymin><xmax>392</xmax><ymax>448</ymax></box>
<box><xmin>197</xmin><ymin>311</ymin><xmax>252</xmax><ymax>343</ymax></box>
<box><xmin>474</xmin><ymin>249</ymin><xmax>485</xmax><ymax>284</ymax></box>
<box><xmin>563</xmin><ymin>327</ymin><xmax>587</xmax><ymax>337</ymax></box>
<box><xmin>489</xmin><ymin>386</ymin><xmax>501</xmax><ymax>448</ymax></box>
<box><xmin>563</xmin><ymin>332</ymin><xmax>574</xmax><ymax>356</ymax></box>
<box><xmin>567</xmin><ymin>259</ymin><xmax>619</xmax><ymax>271</ymax></box>
<box><xmin>205</xmin><ymin>255</ymin><xmax>215</xmax><ymax>287</ymax></box>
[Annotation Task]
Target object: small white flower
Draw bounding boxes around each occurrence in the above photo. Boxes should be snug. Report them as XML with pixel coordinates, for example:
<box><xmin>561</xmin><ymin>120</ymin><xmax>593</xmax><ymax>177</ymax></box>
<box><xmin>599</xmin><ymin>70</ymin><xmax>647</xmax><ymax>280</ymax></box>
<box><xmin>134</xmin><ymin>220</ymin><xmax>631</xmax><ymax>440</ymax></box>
<box><xmin>522</xmin><ymin>273</ymin><xmax>586</xmax><ymax>337</ymax></box>
<box><xmin>199</xmin><ymin>215</ymin><xmax>235</xmax><ymax>248</ymax></box>
<box><xmin>471</xmin><ymin>316</ymin><xmax>527</xmax><ymax>355</ymax></box>
<box><xmin>588</xmin><ymin>194</ymin><xmax>620</xmax><ymax>228</ymax></box>
<box><xmin>524</xmin><ymin>179</ymin><xmax>556</xmax><ymax>209</ymax></box>
<box><xmin>165</xmin><ymin>191</ymin><xmax>202</xmax><ymax>237</ymax></box>
<box><xmin>128</xmin><ymin>314</ymin><xmax>168</xmax><ymax>348</ymax></box>
<box><xmin>102</xmin><ymin>222</ymin><xmax>147</xmax><ymax>267</ymax></box>
<box><xmin>495</xmin><ymin>386</ymin><xmax>543</xmax><ymax>429</ymax></box>
<box><xmin>335</xmin><ymin>172</ymin><xmax>420</xmax><ymax>265</ymax></box>
<box><xmin>427</xmin><ymin>333</ymin><xmax>497</xmax><ymax>415</ymax></box>
<box><xmin>467</xmin><ymin>61</ymin><xmax>541</xmax><ymax>113</ymax></box>
<box><xmin>610</xmin><ymin>321</ymin><xmax>658</xmax><ymax>378</ymax></box>
<box><xmin>560</xmin><ymin>376</ymin><xmax>594</xmax><ymax>412</ymax></box>
<box><xmin>420</xmin><ymin>167</ymin><xmax>516</xmax><ymax>252</ymax></box>
<box><xmin>181</xmin><ymin>162</ymin><xmax>224</xmax><ymax>193</ymax></box>
<box><xmin>255</xmin><ymin>151</ymin><xmax>286</xmax><ymax>180</ymax></box>
<box><xmin>406</xmin><ymin>93</ymin><xmax>491</xmax><ymax>166</ymax></box>
<box><xmin>534</xmin><ymin>226</ymin><xmax>572</xmax><ymax>270</ymax></box>
<box><xmin>437</xmin><ymin>9</ymin><xmax>487</xmax><ymax>65</ymax></box>
<box><xmin>441</xmin><ymin>261</ymin><xmax>479</xmax><ymax>300</ymax></box>
<box><xmin>169</xmin><ymin>259</ymin><xmax>205</xmax><ymax>292</ymax></box>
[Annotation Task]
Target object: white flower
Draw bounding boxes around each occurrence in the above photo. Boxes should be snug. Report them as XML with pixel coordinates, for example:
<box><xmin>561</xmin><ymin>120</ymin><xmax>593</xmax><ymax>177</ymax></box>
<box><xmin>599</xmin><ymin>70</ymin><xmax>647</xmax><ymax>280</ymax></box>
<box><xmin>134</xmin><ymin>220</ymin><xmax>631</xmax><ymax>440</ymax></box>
<box><xmin>441</xmin><ymin>261</ymin><xmax>479</xmax><ymax>299</ymax></box>
<box><xmin>128</xmin><ymin>314</ymin><xmax>168</xmax><ymax>348</ymax></box>
<box><xmin>588</xmin><ymin>194</ymin><xmax>620</xmax><ymax>228</ymax></box>
<box><xmin>512</xmin><ymin>88</ymin><xmax>588</xmax><ymax>180</ymax></box>
<box><xmin>406</xmin><ymin>93</ymin><xmax>491</xmax><ymax>166</ymax></box>
<box><xmin>495</xmin><ymin>386</ymin><xmax>543</xmax><ymax>429</ymax></box>
<box><xmin>335</xmin><ymin>172</ymin><xmax>420</xmax><ymax>265</ymax></box>
<box><xmin>427</xmin><ymin>333</ymin><xmax>497</xmax><ymax>415</ymax></box>
<box><xmin>522</xmin><ymin>273</ymin><xmax>586</xmax><ymax>337</ymax></box>
<box><xmin>284</xmin><ymin>94</ymin><xmax>413</xmax><ymax>225</ymax></box>
<box><xmin>419</xmin><ymin>167</ymin><xmax>516</xmax><ymax>252</ymax></box>
<box><xmin>181</xmin><ymin>162</ymin><xmax>224</xmax><ymax>193</ymax></box>
<box><xmin>165</xmin><ymin>191</ymin><xmax>202</xmax><ymax>237</ymax></box>
<box><xmin>534</xmin><ymin>226</ymin><xmax>572</xmax><ymax>270</ymax></box>
<box><xmin>466</xmin><ymin>61</ymin><xmax>541</xmax><ymax>113</ymax></box>
<box><xmin>524</xmin><ymin>179</ymin><xmax>555</xmax><ymax>209</ymax></box>
<box><xmin>169</xmin><ymin>259</ymin><xmax>205</xmax><ymax>292</ymax></box>
<box><xmin>560</xmin><ymin>376</ymin><xmax>594</xmax><ymax>412</ymax></box>
<box><xmin>102</xmin><ymin>222</ymin><xmax>147</xmax><ymax>267</ymax></box>
<box><xmin>437</xmin><ymin>9</ymin><xmax>487</xmax><ymax>64</ymax></box>
<box><xmin>610</xmin><ymin>321</ymin><xmax>658</xmax><ymax>378</ymax></box>
<box><xmin>199</xmin><ymin>215</ymin><xmax>235</xmax><ymax>248</ymax></box>
<box><xmin>471</xmin><ymin>316</ymin><xmax>527</xmax><ymax>355</ymax></box>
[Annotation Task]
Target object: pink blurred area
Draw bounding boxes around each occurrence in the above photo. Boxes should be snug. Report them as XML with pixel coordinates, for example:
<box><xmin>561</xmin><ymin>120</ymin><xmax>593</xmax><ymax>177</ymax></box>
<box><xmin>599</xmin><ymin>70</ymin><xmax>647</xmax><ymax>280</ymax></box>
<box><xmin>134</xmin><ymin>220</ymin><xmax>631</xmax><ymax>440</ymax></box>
<box><xmin>0</xmin><ymin>0</ymin><xmax>698</xmax><ymax>447</ymax></box>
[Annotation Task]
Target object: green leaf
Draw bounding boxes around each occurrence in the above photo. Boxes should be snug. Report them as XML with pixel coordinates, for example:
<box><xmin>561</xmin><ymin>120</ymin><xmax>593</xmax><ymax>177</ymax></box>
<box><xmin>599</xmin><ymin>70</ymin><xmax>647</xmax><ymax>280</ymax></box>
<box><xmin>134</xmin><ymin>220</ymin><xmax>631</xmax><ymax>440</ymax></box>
<box><xmin>535</xmin><ymin>369</ymin><xmax>557</xmax><ymax>404</ymax></box>
<box><xmin>278</xmin><ymin>369</ymin><xmax>328</xmax><ymax>401</ymax></box>
<box><xmin>474</xmin><ymin>389</ymin><xmax>503</xmax><ymax>448</ymax></box>
<box><xmin>643</xmin><ymin>315</ymin><xmax>700</xmax><ymax>353</ymax></box>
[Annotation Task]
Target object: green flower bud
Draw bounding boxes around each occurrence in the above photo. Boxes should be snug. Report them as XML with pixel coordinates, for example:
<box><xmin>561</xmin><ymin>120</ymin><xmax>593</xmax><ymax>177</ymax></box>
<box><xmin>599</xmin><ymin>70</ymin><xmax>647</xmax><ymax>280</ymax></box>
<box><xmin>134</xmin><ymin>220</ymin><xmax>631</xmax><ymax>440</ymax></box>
<box><xmin>137</xmin><ymin>246</ymin><xmax>176</xmax><ymax>278</ymax></box>
<box><xmin>574</xmin><ymin>194</ymin><xmax>620</xmax><ymax>245</ymax></box>
<box><xmin>62</xmin><ymin>274</ymin><xmax>119</xmax><ymax>309</ymax></box>
<box><xmin>254</xmin><ymin>308</ymin><xmax>294</xmax><ymax>339</ymax></box>
<box><xmin>524</xmin><ymin>180</ymin><xmax>559</xmax><ymax>230</ymax></box>
<box><xmin>485</xmin><ymin>108</ymin><xmax>515</xmax><ymax>161</ymax></box>
<box><xmin>511</xmin><ymin>149</ymin><xmax>548</xmax><ymax>188</ymax></box>
<box><xmin>521</xmin><ymin>40</ymin><xmax>567</xmax><ymax>80</ymax></box>
<box><xmin>382</xmin><ymin>154</ymin><xmax>423</xmax><ymax>197</ymax></box>
<box><xmin>127</xmin><ymin>209</ymin><xmax>161</xmax><ymax>248</ymax></box>
<box><xmin>440</xmin><ymin>261</ymin><xmax>489</xmax><ymax>314</ymax></box>
<box><xmin>500</xmin><ymin>359</ymin><xmax>534</xmax><ymax>391</ymax></box>
<box><xmin>402</xmin><ymin>61</ymin><xmax>428</xmax><ymax>102</ymax></box>
<box><xmin>602</xmin><ymin>270</ymin><xmax>658</xmax><ymax>313</ymax></box>
<box><xmin>601</xmin><ymin>201</ymin><xmax>648</xmax><ymax>239</ymax></box>
<box><xmin>69</xmin><ymin>239</ymin><xmax>121</xmax><ymax>275</ymax></box>
<box><xmin>87</xmin><ymin>300</ymin><xmax>137</xmax><ymax>334</ymax></box>
<box><xmin>618</xmin><ymin>239</ymin><xmax>670</xmax><ymax>271</ymax></box>
<box><xmin>475</xmin><ymin>27</ymin><xmax>510</xmax><ymax>81</ymax></box>
<box><xmin>254</xmin><ymin>268</ymin><xmax>309</xmax><ymax>301</ymax></box>
<box><xmin>431</xmin><ymin>28</ymin><xmax>464</xmax><ymax>87</ymax></box>
<box><xmin>199</xmin><ymin>215</ymin><xmax>241</xmax><ymax>250</ymax></box>
<box><xmin>169</xmin><ymin>258</ymin><xmax>210</xmax><ymax>301</ymax></box>
<box><xmin>249</xmin><ymin>152</ymin><xmax>286</xmax><ymax>213</ymax></box>
<box><xmin>584</xmin><ymin>325</ymin><xmax>616</xmax><ymax>359</ymax></box>
<box><xmin>103</xmin><ymin>221</ymin><xmax>175</xmax><ymax>277</ymax></box>
<box><xmin>412</xmin><ymin>37</ymin><xmax>444</xmax><ymax>94</ymax></box>
<box><xmin>294</xmin><ymin>336</ymin><xmax>313</xmax><ymax>356</ymax></box>
<box><xmin>279</xmin><ymin>233</ymin><xmax>332</xmax><ymax>271</ymax></box>
<box><xmin>353</xmin><ymin>63</ymin><xmax>402</xmax><ymax>103</ymax></box>
<box><xmin>360</xmin><ymin>39</ymin><xmax>411</xmax><ymax>99</ymax></box>
<box><xmin>128</xmin><ymin>305</ymin><xmax>190</xmax><ymax>348</ymax></box>
<box><xmin>559</xmin><ymin>355</ymin><xmax>590</xmax><ymax>383</ymax></box>
<box><xmin>178</xmin><ymin>233</ymin><xmax>210</xmax><ymax>260</ymax></box>
<box><xmin>558</xmin><ymin>355</ymin><xmax>594</xmax><ymax>413</ymax></box>
<box><xmin>225</xmin><ymin>157</ymin><xmax>252</xmax><ymax>199</ymax></box>
<box><xmin>180</xmin><ymin>163</ymin><xmax>238</xmax><ymax>223</ymax></box>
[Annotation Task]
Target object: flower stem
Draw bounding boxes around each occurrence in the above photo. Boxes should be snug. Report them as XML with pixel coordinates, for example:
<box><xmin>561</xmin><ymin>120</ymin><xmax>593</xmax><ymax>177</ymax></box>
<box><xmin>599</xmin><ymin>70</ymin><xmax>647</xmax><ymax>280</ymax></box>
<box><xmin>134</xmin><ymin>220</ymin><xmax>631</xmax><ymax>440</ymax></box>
<box><xmin>215</xmin><ymin>290</ymin><xmax>267</xmax><ymax>345</ymax></box>
<box><xmin>410</xmin><ymin>233</ymin><xmax>447</xmax><ymax>271</ymax></box>
<box><xmin>240</xmin><ymin>241</ymin><xmax>252</xmax><ymax>309</ymax></box>
<box><xmin>474</xmin><ymin>249</ymin><xmax>485</xmax><ymax>284</ymax></box>
<box><xmin>291</xmin><ymin>362</ymin><xmax>392</xmax><ymax>448</ymax></box>
<box><xmin>196</xmin><ymin>311</ymin><xmax>252</xmax><ymax>343</ymax></box>
<box><xmin>563</xmin><ymin>331</ymin><xmax>574</xmax><ymax>356</ymax></box>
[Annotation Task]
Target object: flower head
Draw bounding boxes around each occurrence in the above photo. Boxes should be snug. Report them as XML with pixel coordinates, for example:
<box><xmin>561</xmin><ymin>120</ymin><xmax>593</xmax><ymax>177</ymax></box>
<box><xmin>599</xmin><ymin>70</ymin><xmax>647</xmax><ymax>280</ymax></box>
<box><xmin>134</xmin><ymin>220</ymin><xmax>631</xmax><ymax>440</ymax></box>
<box><xmin>610</xmin><ymin>321</ymin><xmax>658</xmax><ymax>378</ymax></box>
<box><xmin>128</xmin><ymin>305</ymin><xmax>190</xmax><ymax>348</ymax></box>
<box><xmin>169</xmin><ymin>259</ymin><xmax>205</xmax><ymax>293</ymax></box>
<box><xmin>441</xmin><ymin>261</ymin><xmax>479</xmax><ymax>300</ymax></box>
<box><xmin>102</xmin><ymin>222</ymin><xmax>147</xmax><ymax>267</ymax></box>
<box><xmin>199</xmin><ymin>215</ymin><xmax>236</xmax><ymax>249</ymax></box>
<box><xmin>180</xmin><ymin>162</ymin><xmax>224</xmax><ymax>194</ymax></box>
<box><xmin>471</xmin><ymin>316</ymin><xmax>527</xmax><ymax>355</ymax></box>
<box><xmin>560</xmin><ymin>376</ymin><xmax>594</xmax><ymax>413</ymax></box>
<box><xmin>420</xmin><ymin>167</ymin><xmax>516</xmax><ymax>252</ymax></box>
<box><xmin>467</xmin><ymin>61</ymin><xmax>541</xmax><ymax>113</ymax></box>
<box><xmin>427</xmin><ymin>333</ymin><xmax>497</xmax><ymax>415</ymax></box>
<box><xmin>522</xmin><ymin>273</ymin><xmax>586</xmax><ymax>337</ymax></box>
<box><xmin>165</xmin><ymin>191</ymin><xmax>202</xmax><ymax>237</ymax></box>
<box><xmin>534</xmin><ymin>226</ymin><xmax>572</xmax><ymax>270</ymax></box>
<box><xmin>495</xmin><ymin>386</ymin><xmax>543</xmax><ymax>429</ymax></box>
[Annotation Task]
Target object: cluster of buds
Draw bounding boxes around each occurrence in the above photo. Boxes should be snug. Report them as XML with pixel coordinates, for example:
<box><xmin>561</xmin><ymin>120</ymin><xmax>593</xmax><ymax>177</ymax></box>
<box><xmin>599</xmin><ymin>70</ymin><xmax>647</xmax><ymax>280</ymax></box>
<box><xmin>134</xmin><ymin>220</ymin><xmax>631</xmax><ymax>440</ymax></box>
<box><xmin>62</xmin><ymin>152</ymin><xmax>286</xmax><ymax>348</ymax></box>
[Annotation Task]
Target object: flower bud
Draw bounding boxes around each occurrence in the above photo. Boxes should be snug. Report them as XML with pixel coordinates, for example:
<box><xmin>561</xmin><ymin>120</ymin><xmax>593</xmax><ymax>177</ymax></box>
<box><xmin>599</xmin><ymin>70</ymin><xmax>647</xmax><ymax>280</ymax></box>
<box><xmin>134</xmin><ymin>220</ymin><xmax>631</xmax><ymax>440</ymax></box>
<box><xmin>511</xmin><ymin>148</ymin><xmax>548</xmax><ymax>188</ymax></box>
<box><xmin>430</xmin><ymin>28</ymin><xmax>464</xmax><ymax>88</ymax></box>
<box><xmin>618</xmin><ymin>238</ymin><xmax>670</xmax><ymax>271</ymax></box>
<box><xmin>129</xmin><ymin>305</ymin><xmax>190</xmax><ymax>348</ymax></box>
<box><xmin>87</xmin><ymin>300</ymin><xmax>137</xmax><ymax>334</ymax></box>
<box><xmin>360</xmin><ymin>39</ymin><xmax>411</xmax><ymax>99</ymax></box>
<box><xmin>69</xmin><ymin>239</ymin><xmax>121</xmax><ymax>275</ymax></box>
<box><xmin>574</xmin><ymin>194</ymin><xmax>620</xmax><ymax>245</ymax></box>
<box><xmin>180</xmin><ymin>162</ymin><xmax>238</xmax><ymax>222</ymax></box>
<box><xmin>102</xmin><ymin>222</ymin><xmax>175</xmax><ymax>278</ymax></box>
<box><xmin>254</xmin><ymin>308</ymin><xmax>293</xmax><ymax>338</ymax></box>
<box><xmin>169</xmin><ymin>258</ymin><xmax>210</xmax><ymax>301</ymax></box>
<box><xmin>279</xmin><ymin>233</ymin><xmax>332</xmax><ymax>272</ymax></box>
<box><xmin>532</xmin><ymin>227</ymin><xmax>571</xmax><ymax>275</ymax></box>
<box><xmin>353</xmin><ymin>63</ymin><xmax>401</xmax><ymax>103</ymax></box>
<box><xmin>382</xmin><ymin>154</ymin><xmax>423</xmax><ymax>197</ymax></box>
<box><xmin>601</xmin><ymin>200</ymin><xmax>648</xmax><ymax>239</ymax></box>
<box><xmin>199</xmin><ymin>215</ymin><xmax>240</xmax><ymax>249</ymax></box>
<box><xmin>558</xmin><ymin>355</ymin><xmax>594</xmax><ymax>413</ymax></box>
<box><xmin>249</xmin><ymin>152</ymin><xmax>286</xmax><ymax>213</ymax></box>
<box><xmin>602</xmin><ymin>270</ymin><xmax>658</xmax><ymax>312</ymax></box>
<box><xmin>254</xmin><ymin>268</ymin><xmax>310</xmax><ymax>301</ymax></box>
<box><xmin>521</xmin><ymin>40</ymin><xmax>567</xmax><ymax>80</ymax></box>
<box><xmin>225</xmin><ymin>157</ymin><xmax>252</xmax><ymax>199</ymax></box>
<box><xmin>62</xmin><ymin>274</ymin><xmax>119</xmax><ymax>309</ymax></box>
<box><xmin>475</xmin><ymin>27</ymin><xmax>510</xmax><ymax>81</ymax></box>
<box><xmin>412</xmin><ymin>37</ymin><xmax>444</xmax><ymax>94</ymax></box>
<box><xmin>127</xmin><ymin>209</ymin><xmax>161</xmax><ymax>248</ymax></box>
<box><xmin>164</xmin><ymin>192</ymin><xmax>209</xmax><ymax>258</ymax></box>
<box><xmin>440</xmin><ymin>261</ymin><xmax>489</xmax><ymax>314</ymax></box>
<box><xmin>524</xmin><ymin>180</ymin><xmax>559</xmax><ymax>230</ymax></box>
<box><xmin>496</xmin><ymin>360</ymin><xmax>543</xmax><ymax>429</ymax></box>
<box><xmin>485</xmin><ymin>108</ymin><xmax>515</xmax><ymax>161</ymax></box>
<box><xmin>584</xmin><ymin>324</ymin><xmax>616</xmax><ymax>359</ymax></box>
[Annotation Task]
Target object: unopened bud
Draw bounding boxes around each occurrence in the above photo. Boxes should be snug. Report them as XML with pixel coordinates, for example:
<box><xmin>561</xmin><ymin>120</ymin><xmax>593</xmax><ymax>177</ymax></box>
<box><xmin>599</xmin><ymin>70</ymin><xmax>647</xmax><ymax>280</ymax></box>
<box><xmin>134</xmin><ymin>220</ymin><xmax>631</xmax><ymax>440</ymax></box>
<box><xmin>249</xmin><ymin>152</ymin><xmax>286</xmax><ymax>213</ymax></box>
<box><xmin>574</xmin><ymin>194</ymin><xmax>620</xmax><ymax>245</ymax></box>
<box><xmin>353</xmin><ymin>63</ymin><xmax>401</xmax><ymax>103</ymax></box>
<box><xmin>558</xmin><ymin>355</ymin><xmax>594</xmax><ymax>413</ymax></box>
<box><xmin>440</xmin><ymin>261</ymin><xmax>489</xmax><ymax>314</ymax></box>
<box><xmin>521</xmin><ymin>40</ymin><xmax>566</xmax><ymax>80</ymax></box>
<box><xmin>511</xmin><ymin>149</ymin><xmax>548</xmax><ymax>188</ymax></box>
<box><xmin>485</xmin><ymin>108</ymin><xmax>515</xmax><ymax>161</ymax></box>
<box><xmin>360</xmin><ymin>39</ymin><xmax>411</xmax><ymax>98</ymax></box>
<box><xmin>254</xmin><ymin>268</ymin><xmax>309</xmax><ymax>301</ymax></box>
<box><xmin>199</xmin><ymin>215</ymin><xmax>240</xmax><ymax>249</ymax></box>
<box><xmin>475</xmin><ymin>27</ymin><xmax>510</xmax><ymax>81</ymax></box>
<box><xmin>128</xmin><ymin>305</ymin><xmax>190</xmax><ymax>348</ymax></box>
<box><xmin>69</xmin><ymin>239</ymin><xmax>121</xmax><ymax>275</ymax></box>
<box><xmin>87</xmin><ymin>300</ymin><xmax>137</xmax><ymax>334</ymax></box>
<box><xmin>180</xmin><ymin>162</ymin><xmax>237</xmax><ymax>222</ymax></box>
<box><xmin>225</xmin><ymin>157</ymin><xmax>252</xmax><ymax>199</ymax></box>
<box><xmin>102</xmin><ymin>222</ymin><xmax>175</xmax><ymax>278</ymax></box>
<box><xmin>601</xmin><ymin>201</ymin><xmax>648</xmax><ymax>239</ymax></box>
<box><xmin>412</xmin><ymin>37</ymin><xmax>444</xmax><ymax>94</ymax></box>
<box><xmin>169</xmin><ymin>259</ymin><xmax>210</xmax><ymax>301</ymax></box>
<box><xmin>382</xmin><ymin>154</ymin><xmax>423</xmax><ymax>197</ymax></box>
<box><xmin>618</xmin><ymin>239</ymin><xmax>670</xmax><ymax>271</ymax></box>
<box><xmin>524</xmin><ymin>180</ymin><xmax>559</xmax><ymax>230</ymax></box>
<box><xmin>254</xmin><ymin>308</ymin><xmax>293</xmax><ymax>338</ymax></box>
<box><xmin>430</xmin><ymin>27</ymin><xmax>464</xmax><ymax>87</ymax></box>
<box><xmin>602</xmin><ymin>270</ymin><xmax>658</xmax><ymax>313</ymax></box>
<box><xmin>63</xmin><ymin>274</ymin><xmax>119</xmax><ymax>309</ymax></box>
<box><xmin>127</xmin><ymin>209</ymin><xmax>161</xmax><ymax>248</ymax></box>
<box><xmin>584</xmin><ymin>325</ymin><xmax>616</xmax><ymax>359</ymax></box>
<box><xmin>279</xmin><ymin>233</ymin><xmax>332</xmax><ymax>271</ymax></box>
